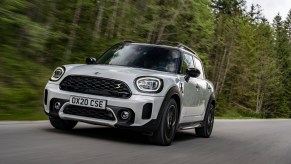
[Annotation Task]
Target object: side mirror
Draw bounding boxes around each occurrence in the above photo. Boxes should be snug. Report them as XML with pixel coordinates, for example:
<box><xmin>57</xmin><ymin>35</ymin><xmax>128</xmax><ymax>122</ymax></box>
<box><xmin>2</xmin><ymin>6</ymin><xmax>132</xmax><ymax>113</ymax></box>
<box><xmin>185</xmin><ymin>68</ymin><xmax>200</xmax><ymax>82</ymax></box>
<box><xmin>86</xmin><ymin>57</ymin><xmax>96</xmax><ymax>64</ymax></box>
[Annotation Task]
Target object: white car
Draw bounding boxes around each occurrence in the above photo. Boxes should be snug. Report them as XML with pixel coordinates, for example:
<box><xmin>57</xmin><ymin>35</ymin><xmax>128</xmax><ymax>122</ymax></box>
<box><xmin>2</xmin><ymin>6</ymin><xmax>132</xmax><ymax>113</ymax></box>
<box><xmin>44</xmin><ymin>41</ymin><xmax>215</xmax><ymax>145</ymax></box>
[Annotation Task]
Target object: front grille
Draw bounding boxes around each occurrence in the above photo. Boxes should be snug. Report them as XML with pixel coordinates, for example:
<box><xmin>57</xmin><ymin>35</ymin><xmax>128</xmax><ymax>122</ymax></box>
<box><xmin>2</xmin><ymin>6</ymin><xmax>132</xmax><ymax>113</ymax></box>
<box><xmin>63</xmin><ymin>105</ymin><xmax>115</xmax><ymax>121</ymax></box>
<box><xmin>59</xmin><ymin>75</ymin><xmax>131</xmax><ymax>98</ymax></box>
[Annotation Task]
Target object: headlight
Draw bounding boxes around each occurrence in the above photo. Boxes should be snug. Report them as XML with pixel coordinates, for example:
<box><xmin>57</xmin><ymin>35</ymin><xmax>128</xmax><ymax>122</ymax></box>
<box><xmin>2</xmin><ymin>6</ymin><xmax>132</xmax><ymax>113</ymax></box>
<box><xmin>50</xmin><ymin>66</ymin><xmax>65</xmax><ymax>81</ymax></box>
<box><xmin>135</xmin><ymin>77</ymin><xmax>163</xmax><ymax>93</ymax></box>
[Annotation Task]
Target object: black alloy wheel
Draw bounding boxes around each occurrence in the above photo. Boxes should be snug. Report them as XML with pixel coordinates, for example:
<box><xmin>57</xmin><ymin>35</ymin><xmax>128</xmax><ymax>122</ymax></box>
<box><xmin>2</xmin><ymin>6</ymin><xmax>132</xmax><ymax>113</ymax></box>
<box><xmin>195</xmin><ymin>103</ymin><xmax>214</xmax><ymax>138</ymax></box>
<box><xmin>149</xmin><ymin>98</ymin><xmax>178</xmax><ymax>146</ymax></box>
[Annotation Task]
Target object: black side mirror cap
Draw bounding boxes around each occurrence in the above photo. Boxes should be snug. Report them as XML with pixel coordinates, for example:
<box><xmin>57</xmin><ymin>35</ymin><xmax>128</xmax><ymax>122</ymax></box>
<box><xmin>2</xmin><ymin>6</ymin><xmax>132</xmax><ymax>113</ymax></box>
<box><xmin>86</xmin><ymin>57</ymin><xmax>96</xmax><ymax>64</ymax></box>
<box><xmin>185</xmin><ymin>68</ymin><xmax>200</xmax><ymax>82</ymax></box>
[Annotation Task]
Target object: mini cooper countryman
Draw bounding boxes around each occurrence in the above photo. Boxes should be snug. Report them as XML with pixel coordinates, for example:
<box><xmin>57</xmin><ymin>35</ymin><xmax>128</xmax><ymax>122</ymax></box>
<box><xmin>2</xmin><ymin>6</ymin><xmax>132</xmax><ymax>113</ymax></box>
<box><xmin>44</xmin><ymin>41</ymin><xmax>215</xmax><ymax>145</ymax></box>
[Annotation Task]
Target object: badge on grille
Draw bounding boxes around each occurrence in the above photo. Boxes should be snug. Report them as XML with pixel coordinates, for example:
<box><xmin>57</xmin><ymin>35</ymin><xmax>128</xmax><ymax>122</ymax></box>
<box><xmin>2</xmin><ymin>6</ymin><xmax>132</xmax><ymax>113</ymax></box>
<box><xmin>115</xmin><ymin>83</ymin><xmax>122</xmax><ymax>88</ymax></box>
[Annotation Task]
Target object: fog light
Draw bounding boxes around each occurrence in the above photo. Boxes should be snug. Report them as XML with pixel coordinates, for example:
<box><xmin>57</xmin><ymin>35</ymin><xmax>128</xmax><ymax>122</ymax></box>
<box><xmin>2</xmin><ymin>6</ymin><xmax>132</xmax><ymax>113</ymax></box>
<box><xmin>54</xmin><ymin>101</ymin><xmax>61</xmax><ymax>110</ymax></box>
<box><xmin>120</xmin><ymin>111</ymin><xmax>130</xmax><ymax>120</ymax></box>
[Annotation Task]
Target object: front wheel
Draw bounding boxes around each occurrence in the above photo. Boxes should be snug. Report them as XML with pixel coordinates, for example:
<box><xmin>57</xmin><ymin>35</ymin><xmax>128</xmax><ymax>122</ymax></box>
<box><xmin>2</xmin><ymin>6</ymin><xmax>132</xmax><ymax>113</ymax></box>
<box><xmin>49</xmin><ymin>117</ymin><xmax>78</xmax><ymax>130</ymax></box>
<box><xmin>195</xmin><ymin>103</ymin><xmax>214</xmax><ymax>138</ymax></box>
<box><xmin>149</xmin><ymin>99</ymin><xmax>178</xmax><ymax>146</ymax></box>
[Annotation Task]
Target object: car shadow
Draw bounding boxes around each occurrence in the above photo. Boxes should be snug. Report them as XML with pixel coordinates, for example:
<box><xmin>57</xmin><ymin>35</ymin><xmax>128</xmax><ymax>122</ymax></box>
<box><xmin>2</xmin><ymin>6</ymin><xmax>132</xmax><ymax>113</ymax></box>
<box><xmin>43</xmin><ymin>125</ymin><xmax>199</xmax><ymax>145</ymax></box>
<box><xmin>174</xmin><ymin>131</ymin><xmax>198</xmax><ymax>142</ymax></box>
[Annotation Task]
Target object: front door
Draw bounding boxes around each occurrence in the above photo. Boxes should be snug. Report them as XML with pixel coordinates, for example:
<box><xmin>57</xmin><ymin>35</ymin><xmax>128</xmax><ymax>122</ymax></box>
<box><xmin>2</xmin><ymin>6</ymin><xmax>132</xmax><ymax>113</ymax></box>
<box><xmin>179</xmin><ymin>52</ymin><xmax>203</xmax><ymax>123</ymax></box>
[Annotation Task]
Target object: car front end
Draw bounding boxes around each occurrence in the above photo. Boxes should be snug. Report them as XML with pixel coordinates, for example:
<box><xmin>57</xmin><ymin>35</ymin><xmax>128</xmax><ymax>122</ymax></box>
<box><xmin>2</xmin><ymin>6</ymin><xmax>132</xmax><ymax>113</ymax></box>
<box><xmin>44</xmin><ymin>43</ymin><xmax>182</xmax><ymax>133</ymax></box>
<box><xmin>44</xmin><ymin>65</ymin><xmax>173</xmax><ymax>132</ymax></box>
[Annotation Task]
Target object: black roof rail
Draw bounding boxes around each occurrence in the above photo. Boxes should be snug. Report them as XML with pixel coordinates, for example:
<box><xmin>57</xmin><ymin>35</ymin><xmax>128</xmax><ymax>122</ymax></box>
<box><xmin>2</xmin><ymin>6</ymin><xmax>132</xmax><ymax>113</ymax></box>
<box><xmin>123</xmin><ymin>40</ymin><xmax>134</xmax><ymax>43</ymax></box>
<box><xmin>157</xmin><ymin>40</ymin><xmax>179</xmax><ymax>46</ymax></box>
<box><xmin>177</xmin><ymin>43</ymin><xmax>197</xmax><ymax>55</ymax></box>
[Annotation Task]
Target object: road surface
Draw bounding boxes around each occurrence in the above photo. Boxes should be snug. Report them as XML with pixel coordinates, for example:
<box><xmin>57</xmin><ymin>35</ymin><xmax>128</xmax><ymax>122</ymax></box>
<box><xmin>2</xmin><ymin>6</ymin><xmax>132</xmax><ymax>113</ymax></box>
<box><xmin>0</xmin><ymin>119</ymin><xmax>290</xmax><ymax>164</ymax></box>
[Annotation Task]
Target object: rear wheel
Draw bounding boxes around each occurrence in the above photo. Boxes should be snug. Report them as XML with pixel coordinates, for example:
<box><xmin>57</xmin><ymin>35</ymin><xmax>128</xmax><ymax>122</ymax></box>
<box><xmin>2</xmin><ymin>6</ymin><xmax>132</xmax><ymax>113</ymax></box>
<box><xmin>195</xmin><ymin>103</ymin><xmax>214</xmax><ymax>138</ymax></box>
<box><xmin>149</xmin><ymin>99</ymin><xmax>178</xmax><ymax>146</ymax></box>
<box><xmin>49</xmin><ymin>117</ymin><xmax>78</xmax><ymax>130</ymax></box>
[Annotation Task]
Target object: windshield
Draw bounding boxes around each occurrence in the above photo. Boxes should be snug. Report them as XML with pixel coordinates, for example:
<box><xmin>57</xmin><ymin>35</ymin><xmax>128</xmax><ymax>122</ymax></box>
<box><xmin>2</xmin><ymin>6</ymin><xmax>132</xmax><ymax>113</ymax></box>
<box><xmin>96</xmin><ymin>44</ymin><xmax>181</xmax><ymax>73</ymax></box>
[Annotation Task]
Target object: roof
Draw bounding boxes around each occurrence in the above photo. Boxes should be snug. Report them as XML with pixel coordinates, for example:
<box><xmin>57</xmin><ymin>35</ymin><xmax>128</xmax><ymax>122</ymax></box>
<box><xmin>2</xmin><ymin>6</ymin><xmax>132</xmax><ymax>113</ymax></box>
<box><xmin>122</xmin><ymin>41</ymin><xmax>199</xmax><ymax>58</ymax></box>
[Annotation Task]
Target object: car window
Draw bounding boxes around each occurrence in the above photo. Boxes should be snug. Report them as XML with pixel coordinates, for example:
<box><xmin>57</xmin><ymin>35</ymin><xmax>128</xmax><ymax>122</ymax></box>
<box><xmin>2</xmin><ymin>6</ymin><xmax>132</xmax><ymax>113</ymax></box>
<box><xmin>181</xmin><ymin>52</ymin><xmax>194</xmax><ymax>74</ymax></box>
<box><xmin>96</xmin><ymin>44</ymin><xmax>181</xmax><ymax>73</ymax></box>
<box><xmin>193</xmin><ymin>57</ymin><xmax>204</xmax><ymax>79</ymax></box>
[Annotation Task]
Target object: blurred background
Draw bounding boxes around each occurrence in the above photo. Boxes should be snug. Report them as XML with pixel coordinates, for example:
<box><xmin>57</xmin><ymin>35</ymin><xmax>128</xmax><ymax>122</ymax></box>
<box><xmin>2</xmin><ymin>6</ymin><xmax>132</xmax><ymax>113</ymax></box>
<box><xmin>0</xmin><ymin>0</ymin><xmax>290</xmax><ymax>120</ymax></box>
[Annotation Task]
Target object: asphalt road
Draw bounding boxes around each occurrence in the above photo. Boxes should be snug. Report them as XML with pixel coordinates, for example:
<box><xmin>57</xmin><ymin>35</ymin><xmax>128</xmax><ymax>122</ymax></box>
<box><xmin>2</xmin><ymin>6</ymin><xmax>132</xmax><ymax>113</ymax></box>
<box><xmin>0</xmin><ymin>119</ymin><xmax>291</xmax><ymax>164</ymax></box>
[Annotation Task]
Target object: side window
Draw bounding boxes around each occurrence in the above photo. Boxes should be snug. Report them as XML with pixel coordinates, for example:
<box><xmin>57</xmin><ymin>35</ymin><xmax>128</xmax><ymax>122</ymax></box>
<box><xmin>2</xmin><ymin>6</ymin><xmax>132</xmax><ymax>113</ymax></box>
<box><xmin>193</xmin><ymin>57</ymin><xmax>204</xmax><ymax>79</ymax></box>
<box><xmin>181</xmin><ymin>52</ymin><xmax>194</xmax><ymax>74</ymax></box>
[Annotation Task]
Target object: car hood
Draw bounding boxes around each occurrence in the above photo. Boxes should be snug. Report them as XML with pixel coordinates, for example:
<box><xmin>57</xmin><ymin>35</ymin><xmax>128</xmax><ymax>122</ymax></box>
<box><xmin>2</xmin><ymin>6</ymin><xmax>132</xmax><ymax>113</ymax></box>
<box><xmin>59</xmin><ymin>64</ymin><xmax>180</xmax><ymax>96</ymax></box>
<box><xmin>66</xmin><ymin>64</ymin><xmax>177</xmax><ymax>78</ymax></box>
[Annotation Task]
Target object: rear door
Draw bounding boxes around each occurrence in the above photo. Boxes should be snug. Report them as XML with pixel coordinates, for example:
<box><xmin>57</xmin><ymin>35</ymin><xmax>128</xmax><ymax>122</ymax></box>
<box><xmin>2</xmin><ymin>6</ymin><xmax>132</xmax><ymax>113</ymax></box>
<box><xmin>191</xmin><ymin>57</ymin><xmax>208</xmax><ymax>116</ymax></box>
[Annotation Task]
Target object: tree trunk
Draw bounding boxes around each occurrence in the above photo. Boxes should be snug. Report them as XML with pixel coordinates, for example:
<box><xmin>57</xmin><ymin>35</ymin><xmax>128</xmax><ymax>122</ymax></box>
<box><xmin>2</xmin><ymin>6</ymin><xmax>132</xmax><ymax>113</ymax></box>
<box><xmin>256</xmin><ymin>54</ymin><xmax>265</xmax><ymax>113</ymax></box>
<box><xmin>211</xmin><ymin>16</ymin><xmax>224</xmax><ymax>81</ymax></box>
<box><xmin>147</xmin><ymin>16</ymin><xmax>158</xmax><ymax>43</ymax></box>
<box><xmin>105</xmin><ymin>0</ymin><xmax>119</xmax><ymax>38</ymax></box>
<box><xmin>256</xmin><ymin>92</ymin><xmax>264</xmax><ymax>113</ymax></box>
<box><xmin>155</xmin><ymin>1</ymin><xmax>183</xmax><ymax>44</ymax></box>
<box><xmin>93</xmin><ymin>0</ymin><xmax>104</xmax><ymax>40</ymax></box>
<box><xmin>219</xmin><ymin>39</ymin><xmax>234</xmax><ymax>94</ymax></box>
<box><xmin>64</xmin><ymin>0</ymin><xmax>82</xmax><ymax>62</ymax></box>
<box><xmin>147</xmin><ymin>28</ymin><xmax>153</xmax><ymax>43</ymax></box>
<box><xmin>116</xmin><ymin>0</ymin><xmax>128</xmax><ymax>38</ymax></box>
<box><xmin>41</xmin><ymin>0</ymin><xmax>56</xmax><ymax>60</ymax></box>
<box><xmin>155</xmin><ymin>23</ymin><xmax>166</xmax><ymax>44</ymax></box>
<box><xmin>43</xmin><ymin>1</ymin><xmax>55</xmax><ymax>42</ymax></box>
<box><xmin>215</xmin><ymin>46</ymin><xmax>227</xmax><ymax>94</ymax></box>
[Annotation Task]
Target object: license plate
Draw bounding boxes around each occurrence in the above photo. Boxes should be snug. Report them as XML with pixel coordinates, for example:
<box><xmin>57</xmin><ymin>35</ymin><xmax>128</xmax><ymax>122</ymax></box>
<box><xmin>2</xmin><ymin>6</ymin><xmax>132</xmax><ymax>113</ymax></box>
<box><xmin>69</xmin><ymin>96</ymin><xmax>107</xmax><ymax>109</ymax></box>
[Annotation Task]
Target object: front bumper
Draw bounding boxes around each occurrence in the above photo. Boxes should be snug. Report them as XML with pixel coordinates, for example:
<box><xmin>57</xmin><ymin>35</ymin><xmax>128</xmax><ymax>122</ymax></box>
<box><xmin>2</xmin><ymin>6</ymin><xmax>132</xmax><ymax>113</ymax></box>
<box><xmin>44</xmin><ymin>83</ymin><xmax>164</xmax><ymax>132</ymax></box>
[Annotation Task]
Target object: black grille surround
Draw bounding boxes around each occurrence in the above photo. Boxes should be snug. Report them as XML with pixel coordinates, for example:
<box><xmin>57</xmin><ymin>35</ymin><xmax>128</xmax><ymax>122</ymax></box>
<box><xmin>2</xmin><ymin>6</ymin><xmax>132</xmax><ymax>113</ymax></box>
<box><xmin>59</xmin><ymin>75</ymin><xmax>131</xmax><ymax>98</ymax></box>
<box><xmin>63</xmin><ymin>105</ymin><xmax>116</xmax><ymax>121</ymax></box>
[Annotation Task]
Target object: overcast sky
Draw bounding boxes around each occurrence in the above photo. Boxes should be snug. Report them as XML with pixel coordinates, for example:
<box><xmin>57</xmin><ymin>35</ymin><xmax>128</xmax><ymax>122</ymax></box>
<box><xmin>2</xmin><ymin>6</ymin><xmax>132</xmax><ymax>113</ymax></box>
<box><xmin>245</xmin><ymin>0</ymin><xmax>291</xmax><ymax>23</ymax></box>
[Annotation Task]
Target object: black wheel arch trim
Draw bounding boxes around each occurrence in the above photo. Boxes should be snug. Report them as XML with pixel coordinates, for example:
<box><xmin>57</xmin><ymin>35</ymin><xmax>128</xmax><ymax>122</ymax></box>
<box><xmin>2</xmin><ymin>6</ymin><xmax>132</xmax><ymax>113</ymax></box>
<box><xmin>208</xmin><ymin>93</ymin><xmax>216</xmax><ymax>108</ymax></box>
<box><xmin>201</xmin><ymin>93</ymin><xmax>216</xmax><ymax>125</ymax></box>
<box><xmin>144</xmin><ymin>86</ymin><xmax>182</xmax><ymax>132</ymax></box>
<box><xmin>160</xmin><ymin>86</ymin><xmax>182</xmax><ymax>125</ymax></box>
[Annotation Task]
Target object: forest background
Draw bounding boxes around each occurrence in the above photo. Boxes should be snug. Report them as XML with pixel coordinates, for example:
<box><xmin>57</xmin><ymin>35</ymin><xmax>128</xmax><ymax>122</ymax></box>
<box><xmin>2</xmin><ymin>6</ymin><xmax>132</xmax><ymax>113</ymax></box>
<box><xmin>0</xmin><ymin>0</ymin><xmax>290</xmax><ymax>120</ymax></box>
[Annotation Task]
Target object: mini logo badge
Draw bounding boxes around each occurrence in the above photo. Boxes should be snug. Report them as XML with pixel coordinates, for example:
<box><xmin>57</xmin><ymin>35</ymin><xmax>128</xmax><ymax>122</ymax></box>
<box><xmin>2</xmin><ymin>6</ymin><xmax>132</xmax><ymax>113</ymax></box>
<box><xmin>94</xmin><ymin>72</ymin><xmax>100</xmax><ymax>75</ymax></box>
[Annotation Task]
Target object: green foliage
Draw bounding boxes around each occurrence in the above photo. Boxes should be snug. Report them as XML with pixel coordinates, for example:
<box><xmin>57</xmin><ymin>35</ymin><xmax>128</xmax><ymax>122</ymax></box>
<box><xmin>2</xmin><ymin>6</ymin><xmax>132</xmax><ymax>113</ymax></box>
<box><xmin>210</xmin><ymin>0</ymin><xmax>291</xmax><ymax>118</ymax></box>
<box><xmin>0</xmin><ymin>53</ymin><xmax>50</xmax><ymax>120</ymax></box>
<box><xmin>0</xmin><ymin>0</ymin><xmax>290</xmax><ymax>120</ymax></box>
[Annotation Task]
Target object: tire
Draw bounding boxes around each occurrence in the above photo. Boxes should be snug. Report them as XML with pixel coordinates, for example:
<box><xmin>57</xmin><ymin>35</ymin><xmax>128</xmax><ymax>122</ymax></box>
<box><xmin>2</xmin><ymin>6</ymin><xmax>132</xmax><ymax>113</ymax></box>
<box><xmin>49</xmin><ymin>117</ymin><xmax>78</xmax><ymax>130</ymax></box>
<box><xmin>149</xmin><ymin>99</ymin><xmax>178</xmax><ymax>146</ymax></box>
<box><xmin>195</xmin><ymin>103</ymin><xmax>214</xmax><ymax>138</ymax></box>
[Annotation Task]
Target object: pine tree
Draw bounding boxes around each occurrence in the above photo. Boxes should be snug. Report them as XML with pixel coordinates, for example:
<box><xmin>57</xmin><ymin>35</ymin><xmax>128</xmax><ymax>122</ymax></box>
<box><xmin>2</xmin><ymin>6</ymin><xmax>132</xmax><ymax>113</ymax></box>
<box><xmin>273</xmin><ymin>13</ymin><xmax>291</xmax><ymax>117</ymax></box>
<box><xmin>285</xmin><ymin>9</ymin><xmax>291</xmax><ymax>41</ymax></box>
